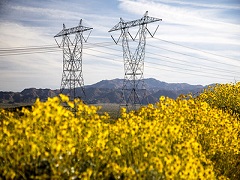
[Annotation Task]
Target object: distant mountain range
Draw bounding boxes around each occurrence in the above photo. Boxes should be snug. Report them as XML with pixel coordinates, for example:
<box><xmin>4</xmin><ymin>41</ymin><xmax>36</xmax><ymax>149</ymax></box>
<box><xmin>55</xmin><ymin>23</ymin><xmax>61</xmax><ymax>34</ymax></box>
<box><xmin>0</xmin><ymin>78</ymin><xmax>205</xmax><ymax>106</ymax></box>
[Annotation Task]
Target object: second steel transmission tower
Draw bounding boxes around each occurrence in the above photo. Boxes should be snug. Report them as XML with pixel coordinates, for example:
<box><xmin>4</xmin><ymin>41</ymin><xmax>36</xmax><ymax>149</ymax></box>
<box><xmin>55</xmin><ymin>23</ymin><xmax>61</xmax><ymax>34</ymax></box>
<box><xmin>54</xmin><ymin>19</ymin><xmax>92</xmax><ymax>101</ymax></box>
<box><xmin>109</xmin><ymin>11</ymin><xmax>161</xmax><ymax>111</ymax></box>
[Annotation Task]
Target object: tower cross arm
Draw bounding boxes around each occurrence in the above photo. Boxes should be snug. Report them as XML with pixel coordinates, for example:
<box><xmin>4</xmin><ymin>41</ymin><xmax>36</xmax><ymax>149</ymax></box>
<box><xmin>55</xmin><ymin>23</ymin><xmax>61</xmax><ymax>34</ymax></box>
<box><xmin>54</xmin><ymin>25</ymin><xmax>93</xmax><ymax>37</ymax></box>
<box><xmin>109</xmin><ymin>15</ymin><xmax>161</xmax><ymax>32</ymax></box>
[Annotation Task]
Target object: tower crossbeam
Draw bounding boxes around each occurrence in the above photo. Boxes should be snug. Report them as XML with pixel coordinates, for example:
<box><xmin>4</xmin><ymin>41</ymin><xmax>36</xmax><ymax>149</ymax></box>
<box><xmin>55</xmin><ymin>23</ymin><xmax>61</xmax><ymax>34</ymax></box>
<box><xmin>109</xmin><ymin>12</ymin><xmax>161</xmax><ymax>32</ymax></box>
<box><xmin>54</xmin><ymin>24</ymin><xmax>93</xmax><ymax>37</ymax></box>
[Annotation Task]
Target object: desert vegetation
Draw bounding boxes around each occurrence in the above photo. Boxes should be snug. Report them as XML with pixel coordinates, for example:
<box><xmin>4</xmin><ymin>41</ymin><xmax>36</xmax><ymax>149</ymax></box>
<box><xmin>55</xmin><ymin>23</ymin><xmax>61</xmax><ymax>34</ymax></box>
<box><xmin>0</xmin><ymin>82</ymin><xmax>239</xmax><ymax>179</ymax></box>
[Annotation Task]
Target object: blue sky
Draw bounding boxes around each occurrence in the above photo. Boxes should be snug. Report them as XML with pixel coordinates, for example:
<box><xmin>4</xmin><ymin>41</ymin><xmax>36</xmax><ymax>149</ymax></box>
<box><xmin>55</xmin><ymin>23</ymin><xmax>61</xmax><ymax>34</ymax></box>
<box><xmin>0</xmin><ymin>0</ymin><xmax>239</xmax><ymax>91</ymax></box>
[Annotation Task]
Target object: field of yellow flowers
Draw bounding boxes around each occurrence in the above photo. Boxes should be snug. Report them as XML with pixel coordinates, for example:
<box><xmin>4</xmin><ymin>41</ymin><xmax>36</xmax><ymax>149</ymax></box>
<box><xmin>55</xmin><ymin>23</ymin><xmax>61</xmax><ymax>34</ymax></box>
<box><xmin>0</xmin><ymin>83</ymin><xmax>239</xmax><ymax>179</ymax></box>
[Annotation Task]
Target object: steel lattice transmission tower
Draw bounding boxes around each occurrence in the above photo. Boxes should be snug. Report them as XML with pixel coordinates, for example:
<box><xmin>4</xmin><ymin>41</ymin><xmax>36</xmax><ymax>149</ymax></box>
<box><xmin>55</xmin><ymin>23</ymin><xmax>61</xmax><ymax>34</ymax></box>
<box><xmin>109</xmin><ymin>11</ymin><xmax>161</xmax><ymax>111</ymax></box>
<box><xmin>54</xmin><ymin>19</ymin><xmax>92</xmax><ymax>101</ymax></box>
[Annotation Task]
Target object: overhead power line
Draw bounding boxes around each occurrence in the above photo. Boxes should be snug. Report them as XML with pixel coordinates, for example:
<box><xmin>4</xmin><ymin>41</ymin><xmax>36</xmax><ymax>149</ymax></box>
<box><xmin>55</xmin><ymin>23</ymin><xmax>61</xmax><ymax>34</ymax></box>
<box><xmin>0</xmin><ymin>42</ymin><xmax>116</xmax><ymax>56</ymax></box>
<box><xmin>83</xmin><ymin>49</ymin><xmax>237</xmax><ymax>81</ymax></box>
<box><xmin>1</xmin><ymin>38</ymin><xmax>239</xmax><ymax>69</ymax></box>
<box><xmin>0</xmin><ymin>45</ymin><xmax>57</xmax><ymax>51</ymax></box>
<box><xmin>147</xmin><ymin>44</ymin><xmax>240</xmax><ymax>68</ymax></box>
<box><xmin>96</xmin><ymin>43</ymin><xmax>240</xmax><ymax>76</ymax></box>
<box><xmin>145</xmin><ymin>58</ymin><xmax>240</xmax><ymax>79</ymax></box>
<box><xmin>60</xmin><ymin>41</ymin><xmax>239</xmax><ymax>79</ymax></box>
<box><xmin>0</xmin><ymin>38</ymin><xmax>238</xmax><ymax>83</ymax></box>
<box><xmin>145</xmin><ymin>50</ymin><xmax>240</xmax><ymax>75</ymax></box>
<box><xmin>152</xmin><ymin>37</ymin><xmax>240</xmax><ymax>62</ymax></box>
<box><xmin>144</xmin><ymin>65</ymin><xmax>236</xmax><ymax>81</ymax></box>
<box><xmin>0</xmin><ymin>41</ymin><xmax>114</xmax><ymax>51</ymax></box>
<box><xmin>0</xmin><ymin>49</ymin><xmax>61</xmax><ymax>56</ymax></box>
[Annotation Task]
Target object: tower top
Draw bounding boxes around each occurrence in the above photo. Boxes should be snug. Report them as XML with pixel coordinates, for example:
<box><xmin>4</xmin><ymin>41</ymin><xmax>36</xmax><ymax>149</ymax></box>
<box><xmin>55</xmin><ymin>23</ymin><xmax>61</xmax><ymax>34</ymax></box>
<box><xmin>109</xmin><ymin>11</ymin><xmax>162</xmax><ymax>32</ymax></box>
<box><xmin>54</xmin><ymin>19</ymin><xmax>93</xmax><ymax>37</ymax></box>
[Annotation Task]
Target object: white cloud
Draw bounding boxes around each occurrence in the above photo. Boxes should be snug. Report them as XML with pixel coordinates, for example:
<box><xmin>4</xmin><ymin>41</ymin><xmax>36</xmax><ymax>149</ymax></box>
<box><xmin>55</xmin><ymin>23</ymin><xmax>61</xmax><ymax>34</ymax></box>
<box><xmin>0</xmin><ymin>22</ymin><xmax>62</xmax><ymax>91</ymax></box>
<box><xmin>118</xmin><ymin>0</ymin><xmax>240</xmax><ymax>49</ymax></box>
<box><xmin>118</xmin><ymin>0</ymin><xmax>239</xmax><ymax>30</ymax></box>
<box><xmin>153</xmin><ymin>0</ymin><xmax>240</xmax><ymax>10</ymax></box>
<box><xmin>10</xmin><ymin>5</ymin><xmax>84</xmax><ymax>22</ymax></box>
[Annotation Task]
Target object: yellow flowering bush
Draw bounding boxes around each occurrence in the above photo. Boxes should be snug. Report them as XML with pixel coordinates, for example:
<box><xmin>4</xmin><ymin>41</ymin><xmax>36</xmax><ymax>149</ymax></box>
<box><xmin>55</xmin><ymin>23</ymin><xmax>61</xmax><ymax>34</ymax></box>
<box><xmin>0</xmin><ymin>86</ymin><xmax>239</xmax><ymax>179</ymax></box>
<box><xmin>197</xmin><ymin>82</ymin><xmax>240</xmax><ymax>118</ymax></box>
